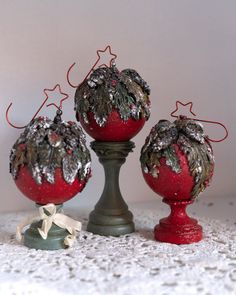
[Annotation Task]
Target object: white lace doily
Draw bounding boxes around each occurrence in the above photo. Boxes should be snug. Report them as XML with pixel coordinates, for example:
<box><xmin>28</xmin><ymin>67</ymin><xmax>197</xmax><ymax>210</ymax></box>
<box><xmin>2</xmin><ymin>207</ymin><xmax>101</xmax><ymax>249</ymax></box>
<box><xmin>0</xmin><ymin>207</ymin><xmax>236</xmax><ymax>295</ymax></box>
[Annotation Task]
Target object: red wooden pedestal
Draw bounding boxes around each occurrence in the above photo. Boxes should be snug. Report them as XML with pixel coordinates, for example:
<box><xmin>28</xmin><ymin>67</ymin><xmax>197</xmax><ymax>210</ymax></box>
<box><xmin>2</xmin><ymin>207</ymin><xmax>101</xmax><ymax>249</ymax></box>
<box><xmin>154</xmin><ymin>199</ymin><xmax>202</xmax><ymax>244</ymax></box>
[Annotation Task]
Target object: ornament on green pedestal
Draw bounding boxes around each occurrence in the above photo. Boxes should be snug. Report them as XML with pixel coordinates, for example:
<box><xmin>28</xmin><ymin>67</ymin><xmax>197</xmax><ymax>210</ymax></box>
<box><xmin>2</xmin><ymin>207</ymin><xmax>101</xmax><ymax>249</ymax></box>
<box><xmin>67</xmin><ymin>45</ymin><xmax>151</xmax><ymax>236</ymax></box>
<box><xmin>74</xmin><ymin>64</ymin><xmax>150</xmax><ymax>141</ymax></box>
<box><xmin>7</xmin><ymin>84</ymin><xmax>91</xmax><ymax>250</ymax></box>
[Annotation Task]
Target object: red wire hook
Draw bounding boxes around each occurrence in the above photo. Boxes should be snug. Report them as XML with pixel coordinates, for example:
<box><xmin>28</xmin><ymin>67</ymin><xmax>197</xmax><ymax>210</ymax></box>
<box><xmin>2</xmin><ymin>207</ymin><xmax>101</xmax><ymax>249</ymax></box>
<box><xmin>171</xmin><ymin>100</ymin><xmax>228</xmax><ymax>143</ymax></box>
<box><xmin>6</xmin><ymin>84</ymin><xmax>69</xmax><ymax>129</ymax></box>
<box><xmin>67</xmin><ymin>45</ymin><xmax>117</xmax><ymax>88</ymax></box>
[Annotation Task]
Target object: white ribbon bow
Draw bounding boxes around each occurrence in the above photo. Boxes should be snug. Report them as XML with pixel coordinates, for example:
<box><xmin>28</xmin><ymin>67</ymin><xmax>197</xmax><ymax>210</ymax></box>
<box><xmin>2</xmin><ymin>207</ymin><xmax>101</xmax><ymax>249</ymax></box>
<box><xmin>16</xmin><ymin>203</ymin><xmax>82</xmax><ymax>248</ymax></box>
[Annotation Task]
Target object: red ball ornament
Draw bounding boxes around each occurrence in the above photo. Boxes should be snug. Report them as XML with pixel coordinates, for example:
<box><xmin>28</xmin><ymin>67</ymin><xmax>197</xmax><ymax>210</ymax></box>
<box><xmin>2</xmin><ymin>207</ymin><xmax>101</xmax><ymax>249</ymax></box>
<box><xmin>143</xmin><ymin>144</ymin><xmax>195</xmax><ymax>200</ymax></box>
<box><xmin>78</xmin><ymin>110</ymin><xmax>146</xmax><ymax>142</ymax></box>
<box><xmin>140</xmin><ymin>118</ymin><xmax>214</xmax><ymax>244</ymax></box>
<box><xmin>10</xmin><ymin>113</ymin><xmax>91</xmax><ymax>205</ymax></box>
<box><xmin>15</xmin><ymin>167</ymin><xmax>86</xmax><ymax>204</ymax></box>
<box><xmin>75</xmin><ymin>65</ymin><xmax>150</xmax><ymax>141</ymax></box>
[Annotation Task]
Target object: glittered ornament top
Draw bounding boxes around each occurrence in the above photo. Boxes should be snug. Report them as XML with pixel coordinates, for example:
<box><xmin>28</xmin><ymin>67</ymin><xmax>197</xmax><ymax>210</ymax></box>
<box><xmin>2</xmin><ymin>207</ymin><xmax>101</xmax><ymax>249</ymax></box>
<box><xmin>10</xmin><ymin>111</ymin><xmax>91</xmax><ymax>185</ymax></box>
<box><xmin>140</xmin><ymin>118</ymin><xmax>214</xmax><ymax>198</ymax></box>
<box><xmin>74</xmin><ymin>65</ymin><xmax>150</xmax><ymax>127</ymax></box>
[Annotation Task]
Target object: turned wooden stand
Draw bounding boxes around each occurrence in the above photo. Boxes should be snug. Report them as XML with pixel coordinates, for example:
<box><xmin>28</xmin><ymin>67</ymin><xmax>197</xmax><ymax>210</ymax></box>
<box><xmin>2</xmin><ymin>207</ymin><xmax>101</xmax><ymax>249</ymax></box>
<box><xmin>87</xmin><ymin>141</ymin><xmax>135</xmax><ymax>236</ymax></box>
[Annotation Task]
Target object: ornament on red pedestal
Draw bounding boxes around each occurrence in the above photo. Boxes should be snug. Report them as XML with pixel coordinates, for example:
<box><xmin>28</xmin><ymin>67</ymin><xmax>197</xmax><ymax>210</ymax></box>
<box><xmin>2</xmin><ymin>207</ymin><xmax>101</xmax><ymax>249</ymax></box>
<box><xmin>140</xmin><ymin>101</ymin><xmax>228</xmax><ymax>244</ymax></box>
<box><xmin>141</xmin><ymin>118</ymin><xmax>214</xmax><ymax>198</ymax></box>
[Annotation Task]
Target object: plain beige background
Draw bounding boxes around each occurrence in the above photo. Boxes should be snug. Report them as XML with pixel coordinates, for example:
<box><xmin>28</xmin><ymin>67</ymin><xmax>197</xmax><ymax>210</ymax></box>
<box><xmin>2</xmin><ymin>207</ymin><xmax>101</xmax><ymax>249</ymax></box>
<box><xmin>0</xmin><ymin>0</ymin><xmax>235</xmax><ymax>212</ymax></box>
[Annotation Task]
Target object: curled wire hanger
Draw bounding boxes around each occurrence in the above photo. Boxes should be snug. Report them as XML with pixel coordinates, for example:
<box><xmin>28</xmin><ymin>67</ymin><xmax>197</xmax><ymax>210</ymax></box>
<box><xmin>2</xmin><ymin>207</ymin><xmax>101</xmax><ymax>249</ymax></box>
<box><xmin>171</xmin><ymin>100</ymin><xmax>228</xmax><ymax>143</ymax></box>
<box><xmin>6</xmin><ymin>84</ymin><xmax>69</xmax><ymax>129</ymax></box>
<box><xmin>67</xmin><ymin>45</ymin><xmax>117</xmax><ymax>89</ymax></box>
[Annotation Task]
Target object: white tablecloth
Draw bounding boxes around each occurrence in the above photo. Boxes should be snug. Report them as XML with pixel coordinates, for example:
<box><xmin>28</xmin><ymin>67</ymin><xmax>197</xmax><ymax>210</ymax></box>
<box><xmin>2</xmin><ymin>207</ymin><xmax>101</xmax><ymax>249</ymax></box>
<box><xmin>0</xmin><ymin>198</ymin><xmax>236</xmax><ymax>295</ymax></box>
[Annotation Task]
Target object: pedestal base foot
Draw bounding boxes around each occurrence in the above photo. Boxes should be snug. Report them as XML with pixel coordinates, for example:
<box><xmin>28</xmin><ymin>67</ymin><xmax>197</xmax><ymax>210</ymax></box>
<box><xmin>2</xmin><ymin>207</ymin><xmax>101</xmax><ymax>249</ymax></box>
<box><xmin>154</xmin><ymin>198</ymin><xmax>203</xmax><ymax>244</ymax></box>
<box><xmin>24</xmin><ymin>221</ymin><xmax>69</xmax><ymax>250</ymax></box>
<box><xmin>23</xmin><ymin>204</ymin><xmax>69</xmax><ymax>250</ymax></box>
<box><xmin>87</xmin><ymin>210</ymin><xmax>135</xmax><ymax>236</ymax></box>
<box><xmin>154</xmin><ymin>217</ymin><xmax>202</xmax><ymax>244</ymax></box>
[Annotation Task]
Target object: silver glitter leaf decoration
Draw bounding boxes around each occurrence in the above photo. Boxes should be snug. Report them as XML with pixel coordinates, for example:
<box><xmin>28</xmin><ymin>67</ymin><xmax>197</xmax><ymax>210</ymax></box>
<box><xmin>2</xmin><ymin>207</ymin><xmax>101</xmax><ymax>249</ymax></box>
<box><xmin>92</xmin><ymin>87</ymin><xmax>112</xmax><ymax>126</ymax></box>
<box><xmin>10</xmin><ymin>146</ymin><xmax>25</xmax><ymax>178</ymax></box>
<box><xmin>62</xmin><ymin>154</ymin><xmax>82</xmax><ymax>184</ymax></box>
<box><xmin>178</xmin><ymin>134</ymin><xmax>214</xmax><ymax>198</ymax></box>
<box><xmin>31</xmin><ymin>163</ymin><xmax>42</xmax><ymax>184</ymax></box>
<box><xmin>163</xmin><ymin>146</ymin><xmax>181</xmax><ymax>173</ymax></box>
<box><xmin>176</xmin><ymin>119</ymin><xmax>205</xmax><ymax>144</ymax></box>
<box><xmin>154</xmin><ymin>121</ymin><xmax>178</xmax><ymax>151</ymax></box>
<box><xmin>74</xmin><ymin>65</ymin><xmax>150</xmax><ymax>126</ymax></box>
<box><xmin>47</xmin><ymin>130</ymin><xmax>62</xmax><ymax>147</ymax></box>
<box><xmin>75</xmin><ymin>87</ymin><xmax>90</xmax><ymax>121</ymax></box>
<box><xmin>121</xmin><ymin>68</ymin><xmax>150</xmax><ymax>95</ymax></box>
<box><xmin>38</xmin><ymin>143</ymin><xmax>51</xmax><ymax>167</ymax></box>
<box><xmin>10</xmin><ymin>113</ymin><xmax>91</xmax><ymax>186</ymax></box>
<box><xmin>113</xmin><ymin>84</ymin><xmax>131</xmax><ymax>121</ymax></box>
<box><xmin>26</xmin><ymin>143</ymin><xmax>38</xmax><ymax>168</ymax></box>
<box><xmin>42</xmin><ymin>165</ymin><xmax>55</xmax><ymax>184</ymax></box>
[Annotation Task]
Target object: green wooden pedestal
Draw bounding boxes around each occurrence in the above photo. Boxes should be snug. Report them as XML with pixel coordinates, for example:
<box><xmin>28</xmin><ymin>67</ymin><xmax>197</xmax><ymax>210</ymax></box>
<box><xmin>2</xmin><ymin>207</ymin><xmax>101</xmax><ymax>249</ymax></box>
<box><xmin>24</xmin><ymin>204</ymin><xmax>68</xmax><ymax>250</ymax></box>
<box><xmin>87</xmin><ymin>141</ymin><xmax>135</xmax><ymax>236</ymax></box>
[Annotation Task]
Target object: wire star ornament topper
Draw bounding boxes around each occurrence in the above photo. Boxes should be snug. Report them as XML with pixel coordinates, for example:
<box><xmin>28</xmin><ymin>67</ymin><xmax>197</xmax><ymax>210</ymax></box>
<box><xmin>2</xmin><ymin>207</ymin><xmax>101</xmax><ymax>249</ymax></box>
<box><xmin>6</xmin><ymin>84</ymin><xmax>69</xmax><ymax>129</ymax></box>
<box><xmin>170</xmin><ymin>100</ymin><xmax>228</xmax><ymax>143</ymax></box>
<box><xmin>67</xmin><ymin>45</ymin><xmax>117</xmax><ymax>88</ymax></box>
<box><xmin>44</xmin><ymin>84</ymin><xmax>69</xmax><ymax>111</ymax></box>
<box><xmin>171</xmin><ymin>101</ymin><xmax>196</xmax><ymax>118</ymax></box>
